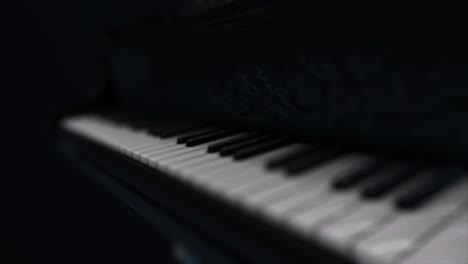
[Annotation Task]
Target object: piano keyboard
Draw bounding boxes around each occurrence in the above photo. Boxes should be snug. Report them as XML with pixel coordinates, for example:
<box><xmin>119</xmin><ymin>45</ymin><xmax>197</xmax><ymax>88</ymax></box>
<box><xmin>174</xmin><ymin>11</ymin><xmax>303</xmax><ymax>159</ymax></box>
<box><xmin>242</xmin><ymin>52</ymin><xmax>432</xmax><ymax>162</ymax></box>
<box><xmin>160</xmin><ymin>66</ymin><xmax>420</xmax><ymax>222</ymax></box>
<box><xmin>62</xmin><ymin>113</ymin><xmax>468</xmax><ymax>264</ymax></box>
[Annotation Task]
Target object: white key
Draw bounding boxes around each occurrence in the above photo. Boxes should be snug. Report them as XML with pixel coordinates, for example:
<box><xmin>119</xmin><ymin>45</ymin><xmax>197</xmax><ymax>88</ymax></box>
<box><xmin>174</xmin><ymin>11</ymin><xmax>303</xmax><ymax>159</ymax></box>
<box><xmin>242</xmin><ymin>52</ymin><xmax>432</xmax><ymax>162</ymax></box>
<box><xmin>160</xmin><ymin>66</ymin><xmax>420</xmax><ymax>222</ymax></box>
<box><xmin>178</xmin><ymin>159</ymin><xmax>238</xmax><ymax>181</ymax></box>
<box><xmin>142</xmin><ymin>139</ymin><xmax>201</xmax><ymax>159</ymax></box>
<box><xmin>122</xmin><ymin>137</ymin><xmax>162</xmax><ymax>156</ymax></box>
<box><xmin>223</xmin><ymin>175</ymin><xmax>286</xmax><ymax>201</ymax></box>
<box><xmin>193</xmin><ymin>163</ymin><xmax>268</xmax><ymax>187</ymax></box>
<box><xmin>129</xmin><ymin>138</ymin><xmax>169</xmax><ymax>151</ymax></box>
<box><xmin>101</xmin><ymin>127</ymin><xmax>151</xmax><ymax>153</ymax></box>
<box><xmin>122</xmin><ymin>135</ymin><xmax>159</xmax><ymax>150</ymax></box>
<box><xmin>207</xmin><ymin>168</ymin><xmax>277</xmax><ymax>193</ymax></box>
<box><xmin>134</xmin><ymin>140</ymin><xmax>177</xmax><ymax>153</ymax></box>
<box><xmin>353</xmin><ymin>179</ymin><xmax>468</xmax><ymax>264</ymax></box>
<box><xmin>157</xmin><ymin>149</ymin><xmax>209</xmax><ymax>169</ymax></box>
<box><xmin>318</xmin><ymin>198</ymin><xmax>396</xmax><ymax>254</ymax></box>
<box><xmin>163</xmin><ymin>154</ymin><xmax>222</xmax><ymax>175</ymax></box>
<box><xmin>193</xmin><ymin>166</ymin><xmax>269</xmax><ymax>194</ymax></box>
<box><xmin>264</xmin><ymin>190</ymin><xmax>328</xmax><ymax>221</ymax></box>
<box><xmin>167</xmin><ymin>154</ymin><xmax>226</xmax><ymax>174</ymax></box>
<box><xmin>148</xmin><ymin>145</ymin><xmax>207</xmax><ymax>167</ymax></box>
<box><xmin>138</xmin><ymin>143</ymin><xmax>184</xmax><ymax>163</ymax></box>
<box><xmin>401</xmin><ymin>212</ymin><xmax>468</xmax><ymax>264</ymax></box>
<box><xmin>289</xmin><ymin>191</ymin><xmax>359</xmax><ymax>233</ymax></box>
<box><xmin>131</xmin><ymin>140</ymin><xmax>177</xmax><ymax>160</ymax></box>
<box><xmin>141</xmin><ymin>144</ymin><xmax>189</xmax><ymax>164</ymax></box>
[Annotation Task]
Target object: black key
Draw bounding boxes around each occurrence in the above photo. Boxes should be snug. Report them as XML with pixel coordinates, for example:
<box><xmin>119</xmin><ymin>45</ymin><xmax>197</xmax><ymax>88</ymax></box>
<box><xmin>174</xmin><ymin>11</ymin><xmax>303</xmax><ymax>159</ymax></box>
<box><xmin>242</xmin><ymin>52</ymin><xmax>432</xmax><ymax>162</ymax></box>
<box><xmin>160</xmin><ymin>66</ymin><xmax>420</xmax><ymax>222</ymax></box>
<box><xmin>396</xmin><ymin>167</ymin><xmax>463</xmax><ymax>210</ymax></box>
<box><xmin>207</xmin><ymin>133</ymin><xmax>264</xmax><ymax>153</ymax></box>
<box><xmin>233</xmin><ymin>138</ymin><xmax>292</xmax><ymax>160</ymax></box>
<box><xmin>219</xmin><ymin>135</ymin><xmax>277</xmax><ymax>157</ymax></box>
<box><xmin>186</xmin><ymin>129</ymin><xmax>239</xmax><ymax>147</ymax></box>
<box><xmin>177</xmin><ymin>128</ymin><xmax>223</xmax><ymax>144</ymax></box>
<box><xmin>361</xmin><ymin>164</ymin><xmax>424</xmax><ymax>199</ymax></box>
<box><xmin>266</xmin><ymin>144</ymin><xmax>328</xmax><ymax>169</ymax></box>
<box><xmin>332</xmin><ymin>159</ymin><xmax>389</xmax><ymax>190</ymax></box>
<box><xmin>285</xmin><ymin>148</ymin><xmax>346</xmax><ymax>175</ymax></box>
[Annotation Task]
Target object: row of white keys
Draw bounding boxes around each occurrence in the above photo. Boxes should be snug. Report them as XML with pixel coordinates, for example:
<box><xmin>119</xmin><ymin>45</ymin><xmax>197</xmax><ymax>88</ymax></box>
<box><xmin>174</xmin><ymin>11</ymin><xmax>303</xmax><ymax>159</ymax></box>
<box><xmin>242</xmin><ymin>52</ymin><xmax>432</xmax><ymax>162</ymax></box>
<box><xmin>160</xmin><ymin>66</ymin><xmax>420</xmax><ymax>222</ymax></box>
<box><xmin>286</xmin><ymin>171</ymin><xmax>449</xmax><ymax>247</ymax></box>
<box><xmin>127</xmin><ymin>136</ymin><xmax>178</xmax><ymax>158</ymax></box>
<box><xmin>109</xmin><ymin>124</ymin><xmax>222</xmax><ymax>160</ymax></box>
<box><xmin>176</xmin><ymin>145</ymin><xmax>297</xmax><ymax>183</ymax></box>
<box><xmin>188</xmin><ymin>145</ymin><xmax>309</xmax><ymax>191</ymax></box>
<box><xmin>157</xmin><ymin>135</ymin><xmax>244</xmax><ymax>167</ymax></box>
<box><xmin>315</xmin><ymin>170</ymin><xmax>433</xmax><ymax>255</ymax></box>
<box><xmin>401</xmin><ymin>211</ymin><xmax>468</xmax><ymax>264</ymax></box>
<box><xmin>94</xmin><ymin>121</ymin><xmax>168</xmax><ymax>156</ymax></box>
<box><xmin>133</xmin><ymin>131</ymin><xmax>224</xmax><ymax>159</ymax></box>
<box><xmin>148</xmin><ymin>145</ymin><xmax>209</xmax><ymax>165</ymax></box>
<box><xmin>140</xmin><ymin>143</ymin><xmax>189</xmax><ymax>164</ymax></box>
<box><xmin>145</xmin><ymin>135</ymin><xmax>245</xmax><ymax>170</ymax></box>
<box><xmin>134</xmin><ymin>133</ymin><xmax>240</xmax><ymax>165</ymax></box>
<box><xmin>130</xmin><ymin>131</ymin><xmax>225</xmax><ymax>163</ymax></box>
<box><xmin>65</xmin><ymin>117</ymin><xmax>258</xmax><ymax>186</ymax></box>
<box><xmin>166</xmin><ymin>154</ymin><xmax>230</xmax><ymax>175</ymax></box>
<box><xmin>122</xmin><ymin>137</ymin><xmax>171</xmax><ymax>157</ymax></box>
<box><xmin>244</xmin><ymin>155</ymin><xmax>373</xmax><ymax>222</ymax></box>
<box><xmin>128</xmin><ymin>127</ymin><xmax>217</xmax><ymax>155</ymax></box>
<box><xmin>353</xmin><ymin>178</ymin><xmax>468</xmax><ymax>264</ymax></box>
<box><xmin>172</xmin><ymin>145</ymin><xmax>309</xmax><ymax>195</ymax></box>
<box><xmin>186</xmin><ymin>153</ymin><xmax>372</xmax><ymax>230</ymax></box>
<box><xmin>238</xmin><ymin>155</ymin><xmax>375</xmax><ymax>211</ymax></box>
<box><xmin>317</xmin><ymin>193</ymin><xmax>398</xmax><ymax>255</ymax></box>
<box><xmin>207</xmin><ymin>168</ymin><xmax>280</xmax><ymax>193</ymax></box>
<box><xmin>66</xmin><ymin>117</ymin><xmax>199</xmax><ymax>164</ymax></box>
<box><xmin>208</xmin><ymin>143</ymin><xmax>326</xmax><ymax>195</ymax></box>
<box><xmin>65</xmin><ymin>117</ymin><xmax>262</xmax><ymax>186</ymax></box>
<box><xmin>177</xmin><ymin>158</ymin><xmax>241</xmax><ymax>182</ymax></box>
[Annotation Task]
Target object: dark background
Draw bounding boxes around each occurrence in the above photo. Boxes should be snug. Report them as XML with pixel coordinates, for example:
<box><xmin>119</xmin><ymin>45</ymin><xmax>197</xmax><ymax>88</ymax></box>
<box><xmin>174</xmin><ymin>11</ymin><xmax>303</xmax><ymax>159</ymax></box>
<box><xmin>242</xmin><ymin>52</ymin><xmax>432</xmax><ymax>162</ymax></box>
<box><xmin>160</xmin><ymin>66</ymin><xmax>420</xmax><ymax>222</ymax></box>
<box><xmin>4</xmin><ymin>1</ymin><xmax>183</xmax><ymax>263</ymax></box>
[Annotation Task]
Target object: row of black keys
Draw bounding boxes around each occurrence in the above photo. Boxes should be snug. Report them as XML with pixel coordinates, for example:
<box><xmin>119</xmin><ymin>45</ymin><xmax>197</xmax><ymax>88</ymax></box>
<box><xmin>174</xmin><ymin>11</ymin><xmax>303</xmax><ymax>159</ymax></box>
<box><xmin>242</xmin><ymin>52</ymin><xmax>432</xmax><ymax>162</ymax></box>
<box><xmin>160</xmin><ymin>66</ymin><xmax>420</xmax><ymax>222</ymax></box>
<box><xmin>102</xmin><ymin>113</ymin><xmax>465</xmax><ymax>211</ymax></box>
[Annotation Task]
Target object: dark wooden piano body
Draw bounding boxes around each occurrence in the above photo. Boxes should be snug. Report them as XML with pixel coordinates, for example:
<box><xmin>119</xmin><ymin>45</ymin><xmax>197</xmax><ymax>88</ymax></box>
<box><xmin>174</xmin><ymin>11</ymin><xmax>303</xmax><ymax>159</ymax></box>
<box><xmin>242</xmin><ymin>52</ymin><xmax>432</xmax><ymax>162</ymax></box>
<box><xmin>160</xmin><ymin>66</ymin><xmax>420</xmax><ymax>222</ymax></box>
<box><xmin>55</xmin><ymin>1</ymin><xmax>468</xmax><ymax>263</ymax></box>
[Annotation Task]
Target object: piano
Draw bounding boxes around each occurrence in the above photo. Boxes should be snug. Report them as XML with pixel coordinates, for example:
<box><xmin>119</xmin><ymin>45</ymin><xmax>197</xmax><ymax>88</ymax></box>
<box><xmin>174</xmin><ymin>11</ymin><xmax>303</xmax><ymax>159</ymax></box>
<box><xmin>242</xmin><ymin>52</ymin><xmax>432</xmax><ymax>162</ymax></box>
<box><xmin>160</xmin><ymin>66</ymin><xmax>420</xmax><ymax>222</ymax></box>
<box><xmin>55</xmin><ymin>1</ymin><xmax>468</xmax><ymax>263</ymax></box>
